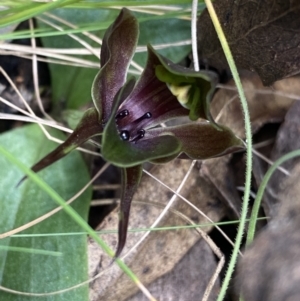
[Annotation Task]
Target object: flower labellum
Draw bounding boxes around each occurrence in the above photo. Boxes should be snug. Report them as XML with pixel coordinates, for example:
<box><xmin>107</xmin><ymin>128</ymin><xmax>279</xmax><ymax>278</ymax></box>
<box><xmin>22</xmin><ymin>8</ymin><xmax>244</xmax><ymax>258</ymax></box>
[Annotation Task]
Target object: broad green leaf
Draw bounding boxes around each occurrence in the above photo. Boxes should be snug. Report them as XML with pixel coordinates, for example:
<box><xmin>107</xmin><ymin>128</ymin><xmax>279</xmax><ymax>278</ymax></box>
<box><xmin>0</xmin><ymin>0</ymin><xmax>79</xmax><ymax>28</ymax></box>
<box><xmin>62</xmin><ymin>109</ymin><xmax>86</xmax><ymax>130</ymax></box>
<box><xmin>134</xmin><ymin>15</ymin><xmax>192</xmax><ymax>66</ymax></box>
<box><xmin>0</xmin><ymin>124</ymin><xmax>92</xmax><ymax>301</ymax></box>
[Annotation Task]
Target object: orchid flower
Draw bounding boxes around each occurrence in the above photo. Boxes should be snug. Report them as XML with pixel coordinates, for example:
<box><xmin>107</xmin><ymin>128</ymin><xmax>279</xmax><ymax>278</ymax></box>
<box><xmin>25</xmin><ymin>8</ymin><xmax>243</xmax><ymax>258</ymax></box>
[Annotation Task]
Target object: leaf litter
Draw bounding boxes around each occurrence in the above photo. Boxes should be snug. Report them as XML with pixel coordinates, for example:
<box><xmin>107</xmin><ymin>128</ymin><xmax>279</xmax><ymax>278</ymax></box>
<box><xmin>87</xmin><ymin>7</ymin><xmax>300</xmax><ymax>297</ymax></box>
<box><xmin>1</xmin><ymin>3</ymin><xmax>300</xmax><ymax>301</ymax></box>
<box><xmin>197</xmin><ymin>0</ymin><xmax>300</xmax><ymax>85</ymax></box>
<box><xmin>89</xmin><ymin>159</ymin><xmax>226</xmax><ymax>301</ymax></box>
<box><xmin>238</xmin><ymin>100</ymin><xmax>300</xmax><ymax>301</ymax></box>
<box><xmin>89</xmin><ymin>71</ymin><xmax>300</xmax><ymax>300</ymax></box>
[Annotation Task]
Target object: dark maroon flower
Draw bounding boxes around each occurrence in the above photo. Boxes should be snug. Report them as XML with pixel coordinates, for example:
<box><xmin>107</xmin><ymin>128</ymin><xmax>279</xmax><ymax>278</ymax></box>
<box><xmin>24</xmin><ymin>8</ymin><xmax>243</xmax><ymax>258</ymax></box>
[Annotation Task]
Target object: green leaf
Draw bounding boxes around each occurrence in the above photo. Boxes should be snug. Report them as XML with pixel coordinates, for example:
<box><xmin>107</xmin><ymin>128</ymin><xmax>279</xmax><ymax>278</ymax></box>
<box><xmin>0</xmin><ymin>0</ymin><xmax>79</xmax><ymax>28</ymax></box>
<box><xmin>134</xmin><ymin>12</ymin><xmax>192</xmax><ymax>66</ymax></box>
<box><xmin>62</xmin><ymin>109</ymin><xmax>86</xmax><ymax>130</ymax></box>
<box><xmin>153</xmin><ymin>45</ymin><xmax>218</xmax><ymax>122</ymax></box>
<box><xmin>0</xmin><ymin>124</ymin><xmax>92</xmax><ymax>301</ymax></box>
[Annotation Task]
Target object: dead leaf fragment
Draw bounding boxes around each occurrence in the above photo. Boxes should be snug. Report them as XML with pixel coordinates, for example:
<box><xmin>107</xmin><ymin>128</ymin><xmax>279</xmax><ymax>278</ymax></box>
<box><xmin>126</xmin><ymin>237</ymin><xmax>220</xmax><ymax>301</ymax></box>
<box><xmin>202</xmin><ymin>73</ymin><xmax>296</xmax><ymax>217</ymax></box>
<box><xmin>211</xmin><ymin>73</ymin><xmax>297</xmax><ymax>137</ymax></box>
<box><xmin>252</xmin><ymin>99</ymin><xmax>300</xmax><ymax>216</ymax></box>
<box><xmin>237</xmin><ymin>163</ymin><xmax>300</xmax><ymax>301</ymax></box>
<box><xmin>237</xmin><ymin>216</ymin><xmax>300</xmax><ymax>301</ymax></box>
<box><xmin>89</xmin><ymin>160</ymin><xmax>226</xmax><ymax>301</ymax></box>
<box><xmin>197</xmin><ymin>0</ymin><xmax>300</xmax><ymax>85</ymax></box>
<box><xmin>238</xmin><ymin>99</ymin><xmax>300</xmax><ymax>301</ymax></box>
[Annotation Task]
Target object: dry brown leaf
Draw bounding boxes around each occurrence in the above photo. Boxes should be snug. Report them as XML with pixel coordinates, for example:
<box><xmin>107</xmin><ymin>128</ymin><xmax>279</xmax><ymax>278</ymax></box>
<box><xmin>201</xmin><ymin>73</ymin><xmax>297</xmax><ymax>217</ymax></box>
<box><xmin>126</xmin><ymin>238</ymin><xmax>220</xmax><ymax>301</ymax></box>
<box><xmin>197</xmin><ymin>0</ymin><xmax>300</xmax><ymax>85</ymax></box>
<box><xmin>238</xmin><ymin>99</ymin><xmax>300</xmax><ymax>301</ymax></box>
<box><xmin>88</xmin><ymin>159</ymin><xmax>226</xmax><ymax>301</ymax></box>
<box><xmin>211</xmin><ymin>73</ymin><xmax>297</xmax><ymax>137</ymax></box>
<box><xmin>237</xmin><ymin>163</ymin><xmax>300</xmax><ymax>301</ymax></box>
<box><xmin>252</xmin><ymin>99</ymin><xmax>300</xmax><ymax>216</ymax></box>
<box><xmin>237</xmin><ymin>215</ymin><xmax>300</xmax><ymax>301</ymax></box>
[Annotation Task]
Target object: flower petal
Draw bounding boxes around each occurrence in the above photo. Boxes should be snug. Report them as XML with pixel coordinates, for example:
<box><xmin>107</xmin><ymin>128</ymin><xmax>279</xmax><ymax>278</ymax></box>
<box><xmin>148</xmin><ymin>122</ymin><xmax>244</xmax><ymax>161</ymax></box>
<box><xmin>153</xmin><ymin>45</ymin><xmax>218</xmax><ymax>123</ymax></box>
<box><xmin>102</xmin><ymin>78</ymin><xmax>181</xmax><ymax>167</ymax></box>
<box><xmin>91</xmin><ymin>8</ymin><xmax>139</xmax><ymax>123</ymax></box>
<box><xmin>20</xmin><ymin>108</ymin><xmax>102</xmax><ymax>184</ymax></box>
<box><xmin>115</xmin><ymin>164</ymin><xmax>143</xmax><ymax>258</ymax></box>
<box><xmin>116</xmin><ymin>45</ymin><xmax>189</xmax><ymax>134</ymax></box>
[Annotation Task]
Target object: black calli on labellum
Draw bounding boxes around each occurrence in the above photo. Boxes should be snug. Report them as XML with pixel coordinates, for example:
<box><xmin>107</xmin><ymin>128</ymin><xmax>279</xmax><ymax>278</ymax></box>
<box><xmin>21</xmin><ymin>8</ymin><xmax>244</xmax><ymax>258</ymax></box>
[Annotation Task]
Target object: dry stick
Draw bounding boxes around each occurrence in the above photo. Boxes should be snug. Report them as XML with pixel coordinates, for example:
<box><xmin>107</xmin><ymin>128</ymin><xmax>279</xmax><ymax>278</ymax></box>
<box><xmin>252</xmin><ymin>148</ymin><xmax>290</xmax><ymax>176</ymax></box>
<box><xmin>69</xmin><ymin>198</ymin><xmax>220</xmax><ymax>295</ymax></box>
<box><xmin>0</xmin><ymin>49</ymin><xmax>104</xmax><ymax>69</ymax></box>
<box><xmin>112</xmin><ymin>5</ymin><xmax>191</xmax><ymax>20</ymax></box>
<box><xmin>29</xmin><ymin>18</ymin><xmax>54</xmax><ymax>121</ymax></box>
<box><xmin>0</xmin><ymin>43</ymin><xmax>99</xmax><ymax>67</ymax></box>
<box><xmin>0</xmin><ymin>66</ymin><xmax>60</xmax><ymax>143</ymax></box>
<box><xmin>236</xmin><ymin>187</ymin><xmax>257</xmax><ymax>200</ymax></box>
<box><xmin>1</xmin><ymin>41</ymin><xmax>192</xmax><ymax>56</ymax></box>
<box><xmin>201</xmin><ymin>232</ymin><xmax>225</xmax><ymax>301</ymax></box>
<box><xmin>44</xmin><ymin>12</ymin><xmax>103</xmax><ymax>45</ymax></box>
<box><xmin>215</xmin><ymin>98</ymin><xmax>291</xmax><ymax>178</ymax></box>
<box><xmin>143</xmin><ymin>169</ymin><xmax>241</xmax><ymax>255</ymax></box>
<box><xmin>0</xmin><ymin>69</ymin><xmax>60</xmax><ymax>144</ymax></box>
<box><xmin>0</xmin><ymin>67</ymin><xmax>35</xmax><ymax>116</ymax></box>
<box><xmin>217</xmin><ymin>83</ymin><xmax>300</xmax><ymax>100</ymax></box>
<box><xmin>214</xmin><ymin>92</ymin><xmax>286</xmax><ymax>183</ymax></box>
<box><xmin>191</xmin><ymin>2</ymin><xmax>224</xmax><ymax>299</ymax></box>
<box><xmin>214</xmin><ymin>88</ymin><xmax>290</xmax><ymax>176</ymax></box>
<box><xmin>0</xmin><ymin>112</ymin><xmax>72</xmax><ymax>133</ymax></box>
<box><xmin>136</xmin><ymin>40</ymin><xmax>192</xmax><ymax>52</ymax></box>
<box><xmin>37</xmin><ymin>16</ymin><xmax>100</xmax><ymax>58</ymax></box>
<box><xmin>191</xmin><ymin>0</ymin><xmax>199</xmax><ymax>71</ymax></box>
<box><xmin>214</xmin><ymin>93</ymin><xmax>239</xmax><ymax>122</ymax></box>
<box><xmin>203</xmin><ymin>1</ymin><xmax>252</xmax><ymax>300</ymax></box>
<box><xmin>93</xmin><ymin>184</ymin><xmax>121</xmax><ymax>190</ymax></box>
<box><xmin>0</xmin><ymin>104</ymin><xmax>101</xmax><ymax>158</ymax></box>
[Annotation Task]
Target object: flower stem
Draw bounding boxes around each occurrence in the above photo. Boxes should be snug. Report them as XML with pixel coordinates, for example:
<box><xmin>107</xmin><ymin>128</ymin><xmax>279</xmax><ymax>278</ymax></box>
<box><xmin>203</xmin><ymin>1</ymin><xmax>253</xmax><ymax>300</ymax></box>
